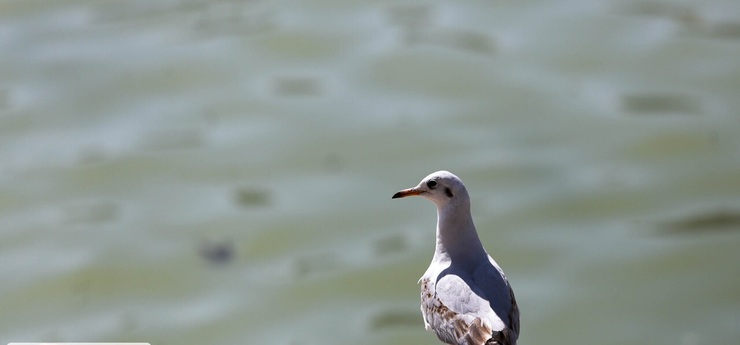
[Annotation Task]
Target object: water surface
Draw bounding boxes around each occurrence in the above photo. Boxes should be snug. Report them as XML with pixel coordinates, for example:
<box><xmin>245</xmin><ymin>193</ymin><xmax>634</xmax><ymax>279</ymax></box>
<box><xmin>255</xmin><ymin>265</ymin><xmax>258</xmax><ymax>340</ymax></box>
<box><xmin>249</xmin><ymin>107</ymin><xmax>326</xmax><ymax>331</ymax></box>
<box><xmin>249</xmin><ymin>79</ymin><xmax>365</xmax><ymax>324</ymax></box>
<box><xmin>1</xmin><ymin>1</ymin><xmax>739</xmax><ymax>344</ymax></box>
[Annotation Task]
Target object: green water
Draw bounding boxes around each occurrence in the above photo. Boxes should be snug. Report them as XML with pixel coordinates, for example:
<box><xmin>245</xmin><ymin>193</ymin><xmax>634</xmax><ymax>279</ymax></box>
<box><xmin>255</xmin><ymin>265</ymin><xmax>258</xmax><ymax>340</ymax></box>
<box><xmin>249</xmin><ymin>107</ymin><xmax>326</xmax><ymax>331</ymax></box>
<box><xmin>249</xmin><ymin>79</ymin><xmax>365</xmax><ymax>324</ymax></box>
<box><xmin>1</xmin><ymin>1</ymin><xmax>739</xmax><ymax>344</ymax></box>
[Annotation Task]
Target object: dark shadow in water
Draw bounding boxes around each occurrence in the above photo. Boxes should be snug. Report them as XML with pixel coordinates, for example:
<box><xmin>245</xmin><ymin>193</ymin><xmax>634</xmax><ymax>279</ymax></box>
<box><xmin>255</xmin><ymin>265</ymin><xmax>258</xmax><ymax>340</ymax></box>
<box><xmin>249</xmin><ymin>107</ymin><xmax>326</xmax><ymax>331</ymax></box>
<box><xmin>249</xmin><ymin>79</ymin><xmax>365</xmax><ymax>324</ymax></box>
<box><xmin>234</xmin><ymin>187</ymin><xmax>270</xmax><ymax>207</ymax></box>
<box><xmin>368</xmin><ymin>309</ymin><xmax>420</xmax><ymax>330</ymax></box>
<box><xmin>405</xmin><ymin>29</ymin><xmax>495</xmax><ymax>55</ymax></box>
<box><xmin>621</xmin><ymin>93</ymin><xmax>701</xmax><ymax>114</ymax></box>
<box><xmin>373</xmin><ymin>234</ymin><xmax>407</xmax><ymax>256</ymax></box>
<box><xmin>706</xmin><ymin>21</ymin><xmax>740</xmax><ymax>40</ymax></box>
<box><xmin>273</xmin><ymin>76</ymin><xmax>323</xmax><ymax>97</ymax></box>
<box><xmin>614</xmin><ymin>1</ymin><xmax>699</xmax><ymax>24</ymax></box>
<box><xmin>659</xmin><ymin>210</ymin><xmax>740</xmax><ymax>235</ymax></box>
<box><xmin>199</xmin><ymin>239</ymin><xmax>235</xmax><ymax>265</ymax></box>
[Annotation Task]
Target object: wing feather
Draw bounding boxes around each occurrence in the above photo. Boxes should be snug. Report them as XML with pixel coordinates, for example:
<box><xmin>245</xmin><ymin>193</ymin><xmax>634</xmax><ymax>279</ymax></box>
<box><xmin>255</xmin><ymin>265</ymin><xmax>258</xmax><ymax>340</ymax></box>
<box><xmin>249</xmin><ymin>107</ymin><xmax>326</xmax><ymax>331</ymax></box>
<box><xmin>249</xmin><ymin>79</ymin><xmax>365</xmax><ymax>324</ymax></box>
<box><xmin>422</xmin><ymin>258</ymin><xmax>518</xmax><ymax>345</ymax></box>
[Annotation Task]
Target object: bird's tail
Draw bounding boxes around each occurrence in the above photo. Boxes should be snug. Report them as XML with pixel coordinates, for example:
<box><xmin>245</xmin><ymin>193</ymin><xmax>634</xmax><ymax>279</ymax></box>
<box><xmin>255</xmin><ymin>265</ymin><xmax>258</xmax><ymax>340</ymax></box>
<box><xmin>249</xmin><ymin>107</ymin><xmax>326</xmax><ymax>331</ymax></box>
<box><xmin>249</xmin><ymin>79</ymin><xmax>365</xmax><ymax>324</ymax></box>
<box><xmin>486</xmin><ymin>327</ymin><xmax>517</xmax><ymax>345</ymax></box>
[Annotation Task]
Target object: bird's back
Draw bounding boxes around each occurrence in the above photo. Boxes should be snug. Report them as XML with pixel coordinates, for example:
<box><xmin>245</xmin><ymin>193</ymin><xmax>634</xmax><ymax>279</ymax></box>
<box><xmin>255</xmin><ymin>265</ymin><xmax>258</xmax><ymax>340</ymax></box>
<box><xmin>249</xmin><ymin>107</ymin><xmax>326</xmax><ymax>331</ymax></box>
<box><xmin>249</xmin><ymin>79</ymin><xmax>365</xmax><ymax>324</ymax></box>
<box><xmin>419</xmin><ymin>258</ymin><xmax>518</xmax><ymax>345</ymax></box>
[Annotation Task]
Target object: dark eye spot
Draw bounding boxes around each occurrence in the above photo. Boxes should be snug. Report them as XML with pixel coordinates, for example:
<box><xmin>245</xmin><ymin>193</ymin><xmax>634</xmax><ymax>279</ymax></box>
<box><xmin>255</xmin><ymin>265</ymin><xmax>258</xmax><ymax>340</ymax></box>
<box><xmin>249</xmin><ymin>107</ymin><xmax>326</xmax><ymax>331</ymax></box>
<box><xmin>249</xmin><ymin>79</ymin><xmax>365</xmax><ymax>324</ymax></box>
<box><xmin>444</xmin><ymin>188</ymin><xmax>453</xmax><ymax>198</ymax></box>
<box><xmin>426</xmin><ymin>180</ymin><xmax>437</xmax><ymax>189</ymax></box>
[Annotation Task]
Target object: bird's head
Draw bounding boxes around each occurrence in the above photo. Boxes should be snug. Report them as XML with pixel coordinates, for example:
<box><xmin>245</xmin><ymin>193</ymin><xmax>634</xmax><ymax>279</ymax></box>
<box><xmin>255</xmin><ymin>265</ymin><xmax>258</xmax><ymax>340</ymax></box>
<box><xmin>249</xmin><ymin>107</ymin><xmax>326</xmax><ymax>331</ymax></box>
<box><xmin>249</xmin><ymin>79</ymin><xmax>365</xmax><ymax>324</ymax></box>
<box><xmin>392</xmin><ymin>170</ymin><xmax>469</xmax><ymax>208</ymax></box>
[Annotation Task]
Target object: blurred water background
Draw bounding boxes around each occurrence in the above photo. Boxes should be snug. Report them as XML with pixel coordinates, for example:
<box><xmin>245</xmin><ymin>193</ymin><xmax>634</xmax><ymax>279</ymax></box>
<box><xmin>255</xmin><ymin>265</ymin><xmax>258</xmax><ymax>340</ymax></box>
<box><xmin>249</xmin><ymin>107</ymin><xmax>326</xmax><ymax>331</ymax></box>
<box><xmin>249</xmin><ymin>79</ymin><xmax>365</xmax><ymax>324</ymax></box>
<box><xmin>1</xmin><ymin>0</ymin><xmax>740</xmax><ymax>344</ymax></box>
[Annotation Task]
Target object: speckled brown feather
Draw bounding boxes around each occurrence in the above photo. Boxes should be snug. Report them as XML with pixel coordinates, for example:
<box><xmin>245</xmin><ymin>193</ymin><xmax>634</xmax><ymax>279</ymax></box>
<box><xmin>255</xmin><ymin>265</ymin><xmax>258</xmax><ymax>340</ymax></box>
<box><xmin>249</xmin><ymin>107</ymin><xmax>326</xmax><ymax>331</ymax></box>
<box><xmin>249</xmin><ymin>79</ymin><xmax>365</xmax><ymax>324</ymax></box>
<box><xmin>420</xmin><ymin>277</ymin><xmax>518</xmax><ymax>345</ymax></box>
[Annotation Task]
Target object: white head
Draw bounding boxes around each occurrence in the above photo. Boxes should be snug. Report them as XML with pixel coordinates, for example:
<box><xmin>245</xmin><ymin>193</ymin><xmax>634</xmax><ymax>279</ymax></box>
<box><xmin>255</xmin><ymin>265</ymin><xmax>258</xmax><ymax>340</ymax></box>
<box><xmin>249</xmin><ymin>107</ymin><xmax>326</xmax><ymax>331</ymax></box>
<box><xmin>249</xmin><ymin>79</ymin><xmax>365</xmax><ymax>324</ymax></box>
<box><xmin>392</xmin><ymin>170</ymin><xmax>470</xmax><ymax>209</ymax></box>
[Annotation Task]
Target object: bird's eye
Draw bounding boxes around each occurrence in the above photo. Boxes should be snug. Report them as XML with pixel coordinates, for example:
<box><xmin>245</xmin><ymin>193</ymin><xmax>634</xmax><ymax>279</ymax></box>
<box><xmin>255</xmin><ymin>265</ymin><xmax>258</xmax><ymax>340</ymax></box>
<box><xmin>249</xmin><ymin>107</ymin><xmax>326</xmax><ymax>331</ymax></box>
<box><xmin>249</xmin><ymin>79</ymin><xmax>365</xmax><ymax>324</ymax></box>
<box><xmin>426</xmin><ymin>180</ymin><xmax>437</xmax><ymax>189</ymax></box>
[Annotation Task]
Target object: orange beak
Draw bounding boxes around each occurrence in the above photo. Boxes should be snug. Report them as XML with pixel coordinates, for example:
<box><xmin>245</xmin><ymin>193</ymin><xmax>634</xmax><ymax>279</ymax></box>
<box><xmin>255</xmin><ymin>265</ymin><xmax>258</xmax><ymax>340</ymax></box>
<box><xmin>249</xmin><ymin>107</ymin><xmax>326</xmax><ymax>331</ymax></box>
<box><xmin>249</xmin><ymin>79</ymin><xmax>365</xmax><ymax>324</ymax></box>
<box><xmin>392</xmin><ymin>187</ymin><xmax>423</xmax><ymax>199</ymax></box>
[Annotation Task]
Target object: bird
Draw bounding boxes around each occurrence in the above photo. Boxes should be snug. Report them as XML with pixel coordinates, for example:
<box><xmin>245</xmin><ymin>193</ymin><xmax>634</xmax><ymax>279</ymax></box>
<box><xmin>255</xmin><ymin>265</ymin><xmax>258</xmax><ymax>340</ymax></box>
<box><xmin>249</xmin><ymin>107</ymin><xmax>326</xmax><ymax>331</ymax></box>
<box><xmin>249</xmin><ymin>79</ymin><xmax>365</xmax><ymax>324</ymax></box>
<box><xmin>392</xmin><ymin>171</ymin><xmax>519</xmax><ymax>345</ymax></box>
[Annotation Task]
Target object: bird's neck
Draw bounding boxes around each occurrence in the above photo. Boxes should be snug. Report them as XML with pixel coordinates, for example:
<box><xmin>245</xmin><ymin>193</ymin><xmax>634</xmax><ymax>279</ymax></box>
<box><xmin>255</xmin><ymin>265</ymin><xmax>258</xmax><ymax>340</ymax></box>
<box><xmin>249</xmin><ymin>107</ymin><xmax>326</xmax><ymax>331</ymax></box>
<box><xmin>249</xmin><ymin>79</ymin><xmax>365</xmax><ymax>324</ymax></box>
<box><xmin>433</xmin><ymin>201</ymin><xmax>486</xmax><ymax>266</ymax></box>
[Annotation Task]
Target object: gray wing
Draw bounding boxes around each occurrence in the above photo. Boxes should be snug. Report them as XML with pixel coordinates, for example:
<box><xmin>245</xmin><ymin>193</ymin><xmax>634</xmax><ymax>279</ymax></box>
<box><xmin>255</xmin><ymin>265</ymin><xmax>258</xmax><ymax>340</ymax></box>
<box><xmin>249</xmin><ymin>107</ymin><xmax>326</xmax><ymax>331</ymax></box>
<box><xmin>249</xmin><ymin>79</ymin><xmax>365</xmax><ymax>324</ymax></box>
<box><xmin>432</xmin><ymin>273</ymin><xmax>500</xmax><ymax>345</ymax></box>
<box><xmin>471</xmin><ymin>256</ymin><xmax>519</xmax><ymax>342</ymax></box>
<box><xmin>431</xmin><ymin>260</ymin><xmax>518</xmax><ymax>345</ymax></box>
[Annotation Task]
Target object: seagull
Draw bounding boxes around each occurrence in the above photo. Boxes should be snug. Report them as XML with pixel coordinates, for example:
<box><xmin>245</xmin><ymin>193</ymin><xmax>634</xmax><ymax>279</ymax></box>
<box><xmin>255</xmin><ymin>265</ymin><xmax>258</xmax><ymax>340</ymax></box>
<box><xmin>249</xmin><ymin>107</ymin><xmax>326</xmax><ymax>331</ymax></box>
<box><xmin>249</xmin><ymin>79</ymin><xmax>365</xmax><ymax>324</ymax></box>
<box><xmin>393</xmin><ymin>171</ymin><xmax>519</xmax><ymax>345</ymax></box>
